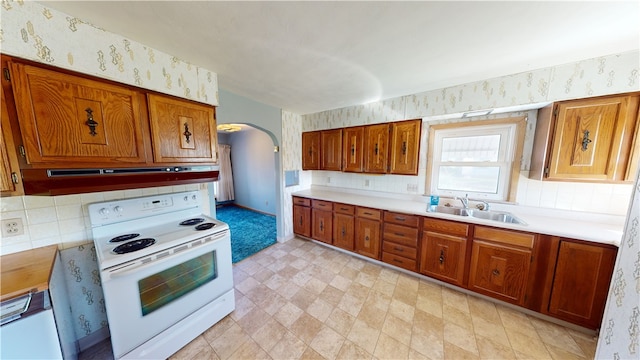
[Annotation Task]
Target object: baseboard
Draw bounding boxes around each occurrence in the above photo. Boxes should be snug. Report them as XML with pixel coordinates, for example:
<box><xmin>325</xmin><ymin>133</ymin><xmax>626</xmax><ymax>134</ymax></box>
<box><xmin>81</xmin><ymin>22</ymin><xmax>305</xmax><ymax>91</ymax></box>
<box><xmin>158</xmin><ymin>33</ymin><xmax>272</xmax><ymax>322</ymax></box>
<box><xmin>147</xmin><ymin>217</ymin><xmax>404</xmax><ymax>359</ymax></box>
<box><xmin>78</xmin><ymin>326</ymin><xmax>110</xmax><ymax>352</ymax></box>
<box><xmin>229</xmin><ymin>203</ymin><xmax>276</xmax><ymax>217</ymax></box>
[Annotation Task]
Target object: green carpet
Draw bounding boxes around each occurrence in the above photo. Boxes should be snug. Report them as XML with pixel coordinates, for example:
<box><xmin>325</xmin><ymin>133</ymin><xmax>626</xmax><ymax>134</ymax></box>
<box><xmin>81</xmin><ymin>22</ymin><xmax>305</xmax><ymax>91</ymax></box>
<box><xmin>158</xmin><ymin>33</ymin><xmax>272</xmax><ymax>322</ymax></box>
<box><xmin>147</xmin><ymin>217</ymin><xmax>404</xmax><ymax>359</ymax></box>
<box><xmin>215</xmin><ymin>204</ymin><xmax>277</xmax><ymax>263</ymax></box>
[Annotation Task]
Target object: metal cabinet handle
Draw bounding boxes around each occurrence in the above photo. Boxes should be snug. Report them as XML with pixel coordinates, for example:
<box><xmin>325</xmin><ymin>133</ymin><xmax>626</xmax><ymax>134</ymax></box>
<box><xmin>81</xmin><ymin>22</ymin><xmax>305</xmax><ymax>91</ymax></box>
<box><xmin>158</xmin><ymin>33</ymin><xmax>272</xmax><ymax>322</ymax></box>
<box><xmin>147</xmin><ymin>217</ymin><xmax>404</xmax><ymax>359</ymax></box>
<box><xmin>183</xmin><ymin>122</ymin><xmax>192</xmax><ymax>143</ymax></box>
<box><xmin>319</xmin><ymin>221</ymin><xmax>323</xmax><ymax>231</ymax></box>
<box><xmin>492</xmin><ymin>269</ymin><xmax>500</xmax><ymax>276</ymax></box>
<box><xmin>341</xmin><ymin>227</ymin><xmax>346</xmax><ymax>237</ymax></box>
<box><xmin>581</xmin><ymin>130</ymin><xmax>592</xmax><ymax>151</ymax></box>
<box><xmin>439</xmin><ymin>249</ymin><xmax>445</xmax><ymax>264</ymax></box>
<box><xmin>402</xmin><ymin>141</ymin><xmax>407</xmax><ymax>155</ymax></box>
<box><xmin>85</xmin><ymin>108</ymin><xmax>98</xmax><ymax>136</ymax></box>
<box><xmin>394</xmin><ymin>247</ymin><xmax>403</xmax><ymax>252</ymax></box>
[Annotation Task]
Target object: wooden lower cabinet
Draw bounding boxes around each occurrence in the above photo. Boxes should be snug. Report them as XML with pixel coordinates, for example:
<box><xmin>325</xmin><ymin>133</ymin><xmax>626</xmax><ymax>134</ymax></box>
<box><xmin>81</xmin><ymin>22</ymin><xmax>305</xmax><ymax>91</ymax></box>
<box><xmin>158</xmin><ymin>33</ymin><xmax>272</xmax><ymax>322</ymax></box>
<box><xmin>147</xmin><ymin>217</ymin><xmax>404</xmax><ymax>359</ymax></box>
<box><xmin>545</xmin><ymin>239</ymin><xmax>617</xmax><ymax>329</ymax></box>
<box><xmin>333</xmin><ymin>203</ymin><xmax>355</xmax><ymax>251</ymax></box>
<box><xmin>354</xmin><ymin>207</ymin><xmax>382</xmax><ymax>260</ymax></box>
<box><xmin>419</xmin><ymin>218</ymin><xmax>470</xmax><ymax>287</ymax></box>
<box><xmin>311</xmin><ymin>200</ymin><xmax>333</xmax><ymax>244</ymax></box>
<box><xmin>292</xmin><ymin>197</ymin><xmax>311</xmax><ymax>237</ymax></box>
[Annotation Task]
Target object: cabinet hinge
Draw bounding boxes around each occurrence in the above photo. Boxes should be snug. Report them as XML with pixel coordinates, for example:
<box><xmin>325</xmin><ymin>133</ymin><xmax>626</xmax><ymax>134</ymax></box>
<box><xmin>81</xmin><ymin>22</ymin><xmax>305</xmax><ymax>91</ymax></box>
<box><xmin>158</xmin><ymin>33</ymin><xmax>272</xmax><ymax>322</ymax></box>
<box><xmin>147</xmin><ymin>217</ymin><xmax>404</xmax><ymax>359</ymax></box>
<box><xmin>553</xmin><ymin>106</ymin><xmax>558</xmax><ymax>117</ymax></box>
<box><xmin>543</xmin><ymin>167</ymin><xmax>549</xmax><ymax>176</ymax></box>
<box><xmin>18</xmin><ymin>145</ymin><xmax>26</xmax><ymax>157</ymax></box>
<box><xmin>2</xmin><ymin>68</ymin><xmax>9</xmax><ymax>81</ymax></box>
<box><xmin>11</xmin><ymin>172</ymin><xmax>18</xmax><ymax>184</ymax></box>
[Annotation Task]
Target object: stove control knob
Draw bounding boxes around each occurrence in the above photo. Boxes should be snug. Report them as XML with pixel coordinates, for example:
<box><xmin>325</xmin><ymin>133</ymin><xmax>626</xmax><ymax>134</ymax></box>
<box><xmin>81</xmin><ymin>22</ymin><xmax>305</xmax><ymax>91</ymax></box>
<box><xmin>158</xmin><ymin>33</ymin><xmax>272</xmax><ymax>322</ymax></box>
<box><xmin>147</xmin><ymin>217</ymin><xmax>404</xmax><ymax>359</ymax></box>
<box><xmin>99</xmin><ymin>207</ymin><xmax>110</xmax><ymax>215</ymax></box>
<box><xmin>191</xmin><ymin>195</ymin><xmax>197</xmax><ymax>201</ymax></box>
<box><xmin>113</xmin><ymin>206</ymin><xmax>123</xmax><ymax>213</ymax></box>
<box><xmin>183</xmin><ymin>196</ymin><xmax>189</xmax><ymax>202</ymax></box>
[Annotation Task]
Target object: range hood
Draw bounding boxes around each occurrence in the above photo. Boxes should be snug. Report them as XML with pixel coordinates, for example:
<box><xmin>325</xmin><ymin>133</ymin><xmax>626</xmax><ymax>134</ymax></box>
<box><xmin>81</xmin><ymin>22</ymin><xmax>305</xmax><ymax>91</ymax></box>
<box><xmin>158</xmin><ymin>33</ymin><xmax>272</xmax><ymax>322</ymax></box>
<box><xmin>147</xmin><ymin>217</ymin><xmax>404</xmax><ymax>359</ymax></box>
<box><xmin>20</xmin><ymin>166</ymin><xmax>219</xmax><ymax>196</ymax></box>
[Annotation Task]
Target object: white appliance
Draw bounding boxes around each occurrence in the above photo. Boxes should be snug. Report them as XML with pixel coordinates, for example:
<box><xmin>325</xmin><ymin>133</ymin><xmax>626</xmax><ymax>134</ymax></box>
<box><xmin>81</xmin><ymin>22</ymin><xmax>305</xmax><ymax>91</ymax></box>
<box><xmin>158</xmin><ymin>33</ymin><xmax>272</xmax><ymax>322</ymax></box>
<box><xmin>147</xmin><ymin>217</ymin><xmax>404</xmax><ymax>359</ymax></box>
<box><xmin>88</xmin><ymin>191</ymin><xmax>234</xmax><ymax>360</ymax></box>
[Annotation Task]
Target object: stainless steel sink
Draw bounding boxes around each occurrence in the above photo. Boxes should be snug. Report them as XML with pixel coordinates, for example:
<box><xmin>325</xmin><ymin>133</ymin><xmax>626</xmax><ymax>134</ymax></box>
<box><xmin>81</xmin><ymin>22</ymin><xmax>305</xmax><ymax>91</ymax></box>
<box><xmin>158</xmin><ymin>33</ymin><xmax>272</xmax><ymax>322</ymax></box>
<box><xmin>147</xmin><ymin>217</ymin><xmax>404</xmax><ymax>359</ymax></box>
<box><xmin>470</xmin><ymin>210</ymin><xmax>527</xmax><ymax>225</ymax></box>
<box><xmin>427</xmin><ymin>206</ymin><xmax>472</xmax><ymax>216</ymax></box>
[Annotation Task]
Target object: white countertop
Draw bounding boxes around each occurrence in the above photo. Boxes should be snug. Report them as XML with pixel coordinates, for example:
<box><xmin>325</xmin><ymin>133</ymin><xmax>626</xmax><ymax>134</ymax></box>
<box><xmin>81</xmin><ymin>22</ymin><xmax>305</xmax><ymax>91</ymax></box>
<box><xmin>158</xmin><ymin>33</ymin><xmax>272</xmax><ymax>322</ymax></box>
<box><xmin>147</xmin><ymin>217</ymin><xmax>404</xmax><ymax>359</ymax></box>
<box><xmin>293</xmin><ymin>187</ymin><xmax>625</xmax><ymax>247</ymax></box>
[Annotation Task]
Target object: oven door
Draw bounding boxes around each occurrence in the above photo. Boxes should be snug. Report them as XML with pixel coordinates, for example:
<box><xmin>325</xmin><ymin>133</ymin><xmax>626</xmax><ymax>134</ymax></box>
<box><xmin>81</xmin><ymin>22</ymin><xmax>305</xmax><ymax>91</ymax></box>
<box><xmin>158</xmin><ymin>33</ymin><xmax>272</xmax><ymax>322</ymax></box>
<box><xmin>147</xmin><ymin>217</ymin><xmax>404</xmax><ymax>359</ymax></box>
<box><xmin>100</xmin><ymin>230</ymin><xmax>232</xmax><ymax>359</ymax></box>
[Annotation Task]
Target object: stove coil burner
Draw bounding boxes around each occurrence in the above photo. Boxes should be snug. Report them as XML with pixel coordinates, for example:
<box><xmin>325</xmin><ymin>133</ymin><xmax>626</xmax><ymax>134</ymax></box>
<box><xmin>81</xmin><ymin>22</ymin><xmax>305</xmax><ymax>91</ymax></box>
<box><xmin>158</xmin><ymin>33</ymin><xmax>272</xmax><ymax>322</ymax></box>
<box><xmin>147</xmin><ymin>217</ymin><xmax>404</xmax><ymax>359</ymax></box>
<box><xmin>180</xmin><ymin>218</ymin><xmax>205</xmax><ymax>226</ymax></box>
<box><xmin>195</xmin><ymin>223</ymin><xmax>216</xmax><ymax>231</ymax></box>
<box><xmin>113</xmin><ymin>238</ymin><xmax>156</xmax><ymax>254</ymax></box>
<box><xmin>110</xmin><ymin>233</ymin><xmax>140</xmax><ymax>243</ymax></box>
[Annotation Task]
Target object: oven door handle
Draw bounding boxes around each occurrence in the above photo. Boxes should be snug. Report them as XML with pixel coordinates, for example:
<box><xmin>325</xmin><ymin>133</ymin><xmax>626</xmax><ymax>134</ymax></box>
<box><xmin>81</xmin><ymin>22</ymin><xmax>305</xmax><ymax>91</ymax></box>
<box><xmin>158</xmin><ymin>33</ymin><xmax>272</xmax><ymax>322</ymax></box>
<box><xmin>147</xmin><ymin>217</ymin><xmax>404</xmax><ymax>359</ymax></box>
<box><xmin>107</xmin><ymin>231</ymin><xmax>228</xmax><ymax>279</ymax></box>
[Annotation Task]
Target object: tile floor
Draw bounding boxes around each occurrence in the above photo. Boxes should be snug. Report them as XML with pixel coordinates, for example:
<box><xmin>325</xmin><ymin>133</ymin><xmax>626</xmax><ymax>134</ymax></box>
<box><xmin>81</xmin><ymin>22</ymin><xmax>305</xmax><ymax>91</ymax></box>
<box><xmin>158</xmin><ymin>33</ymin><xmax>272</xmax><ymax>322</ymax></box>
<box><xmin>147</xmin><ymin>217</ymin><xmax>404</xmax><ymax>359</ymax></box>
<box><xmin>80</xmin><ymin>238</ymin><xmax>599</xmax><ymax>360</ymax></box>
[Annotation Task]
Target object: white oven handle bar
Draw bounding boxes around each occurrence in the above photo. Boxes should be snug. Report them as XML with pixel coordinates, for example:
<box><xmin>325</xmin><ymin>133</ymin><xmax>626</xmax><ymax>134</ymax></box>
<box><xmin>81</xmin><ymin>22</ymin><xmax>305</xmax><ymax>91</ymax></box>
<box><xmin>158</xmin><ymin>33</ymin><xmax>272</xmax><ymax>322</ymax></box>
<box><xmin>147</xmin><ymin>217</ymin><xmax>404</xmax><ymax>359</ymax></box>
<box><xmin>107</xmin><ymin>230</ymin><xmax>229</xmax><ymax>278</ymax></box>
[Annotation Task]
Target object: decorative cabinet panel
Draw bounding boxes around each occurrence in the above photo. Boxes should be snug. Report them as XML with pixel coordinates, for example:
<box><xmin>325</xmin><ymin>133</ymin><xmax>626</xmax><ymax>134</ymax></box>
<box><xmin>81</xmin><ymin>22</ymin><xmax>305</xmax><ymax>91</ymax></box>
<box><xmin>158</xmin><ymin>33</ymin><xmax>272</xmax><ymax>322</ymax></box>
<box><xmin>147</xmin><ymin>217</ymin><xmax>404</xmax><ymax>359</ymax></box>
<box><xmin>355</xmin><ymin>207</ymin><xmax>382</xmax><ymax>260</ymax></box>
<box><xmin>342</xmin><ymin>126</ymin><xmax>364</xmax><ymax>173</ymax></box>
<box><xmin>333</xmin><ymin>203</ymin><xmax>355</xmax><ymax>251</ymax></box>
<box><xmin>311</xmin><ymin>200</ymin><xmax>333</xmax><ymax>244</ymax></box>
<box><xmin>301</xmin><ymin>131</ymin><xmax>321</xmax><ymax>170</ymax></box>
<box><xmin>321</xmin><ymin>129</ymin><xmax>343</xmax><ymax>171</ymax></box>
<box><xmin>8</xmin><ymin>61</ymin><xmax>147</xmax><ymax>166</ymax></box>
<box><xmin>389</xmin><ymin>119</ymin><xmax>421</xmax><ymax>175</ymax></box>
<box><xmin>469</xmin><ymin>226</ymin><xmax>535</xmax><ymax>306</ymax></box>
<box><xmin>363</xmin><ymin>123</ymin><xmax>390</xmax><ymax>173</ymax></box>
<box><xmin>382</xmin><ymin>211</ymin><xmax>420</xmax><ymax>272</ymax></box>
<box><xmin>419</xmin><ymin>218</ymin><xmax>470</xmax><ymax>287</ymax></box>
<box><xmin>546</xmin><ymin>239</ymin><xmax>617</xmax><ymax>329</ymax></box>
<box><xmin>147</xmin><ymin>94</ymin><xmax>217</xmax><ymax>163</ymax></box>
<box><xmin>530</xmin><ymin>94</ymin><xmax>640</xmax><ymax>182</ymax></box>
<box><xmin>292</xmin><ymin>197</ymin><xmax>311</xmax><ymax>238</ymax></box>
<box><xmin>1</xmin><ymin>89</ymin><xmax>23</xmax><ymax>196</ymax></box>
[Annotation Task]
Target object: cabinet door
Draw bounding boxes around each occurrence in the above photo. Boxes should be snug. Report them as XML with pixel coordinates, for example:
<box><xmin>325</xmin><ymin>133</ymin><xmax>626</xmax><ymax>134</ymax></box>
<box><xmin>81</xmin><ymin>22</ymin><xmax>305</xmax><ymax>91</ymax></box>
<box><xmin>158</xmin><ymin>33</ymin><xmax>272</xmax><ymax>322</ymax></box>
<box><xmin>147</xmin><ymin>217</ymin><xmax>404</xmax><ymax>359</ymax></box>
<box><xmin>342</xmin><ymin>126</ymin><xmax>364</xmax><ymax>172</ymax></box>
<box><xmin>420</xmin><ymin>231</ymin><xmax>467</xmax><ymax>286</ymax></box>
<box><xmin>548</xmin><ymin>95</ymin><xmax>639</xmax><ymax>181</ymax></box>
<box><xmin>333</xmin><ymin>213</ymin><xmax>355</xmax><ymax>251</ymax></box>
<box><xmin>321</xmin><ymin>129</ymin><xmax>343</xmax><ymax>171</ymax></box>
<box><xmin>389</xmin><ymin>119</ymin><xmax>421</xmax><ymax>175</ymax></box>
<box><xmin>363</xmin><ymin>124</ymin><xmax>389</xmax><ymax>173</ymax></box>
<box><xmin>312</xmin><ymin>209</ymin><xmax>333</xmax><ymax>244</ymax></box>
<box><xmin>548</xmin><ymin>240</ymin><xmax>617</xmax><ymax>329</ymax></box>
<box><xmin>469</xmin><ymin>240</ymin><xmax>532</xmax><ymax>306</ymax></box>
<box><xmin>293</xmin><ymin>205</ymin><xmax>311</xmax><ymax>238</ymax></box>
<box><xmin>355</xmin><ymin>218</ymin><xmax>381</xmax><ymax>260</ymax></box>
<box><xmin>147</xmin><ymin>94</ymin><xmax>217</xmax><ymax>163</ymax></box>
<box><xmin>1</xmin><ymin>89</ymin><xmax>23</xmax><ymax>195</ymax></box>
<box><xmin>302</xmin><ymin>131</ymin><xmax>321</xmax><ymax>170</ymax></box>
<box><xmin>9</xmin><ymin>62</ymin><xmax>147</xmax><ymax>165</ymax></box>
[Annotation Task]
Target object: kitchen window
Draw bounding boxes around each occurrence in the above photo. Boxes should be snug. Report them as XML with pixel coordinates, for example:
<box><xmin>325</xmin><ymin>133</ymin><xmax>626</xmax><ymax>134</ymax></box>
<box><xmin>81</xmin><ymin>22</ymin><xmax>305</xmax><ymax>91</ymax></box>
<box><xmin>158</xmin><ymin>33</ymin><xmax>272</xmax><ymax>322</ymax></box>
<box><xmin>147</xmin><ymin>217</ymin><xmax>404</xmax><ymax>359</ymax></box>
<box><xmin>426</xmin><ymin>117</ymin><xmax>526</xmax><ymax>202</ymax></box>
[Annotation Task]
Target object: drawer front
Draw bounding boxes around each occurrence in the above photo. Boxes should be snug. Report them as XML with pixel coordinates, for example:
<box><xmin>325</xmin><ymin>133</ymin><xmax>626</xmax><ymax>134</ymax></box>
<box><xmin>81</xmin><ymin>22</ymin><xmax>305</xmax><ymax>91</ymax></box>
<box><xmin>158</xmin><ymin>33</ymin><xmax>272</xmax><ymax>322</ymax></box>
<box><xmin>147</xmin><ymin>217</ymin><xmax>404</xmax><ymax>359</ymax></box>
<box><xmin>423</xmin><ymin>218</ymin><xmax>469</xmax><ymax>237</ymax></box>
<box><xmin>383</xmin><ymin>241</ymin><xmax>417</xmax><ymax>259</ymax></box>
<box><xmin>293</xmin><ymin>197</ymin><xmax>311</xmax><ymax>207</ymax></box>
<box><xmin>334</xmin><ymin>203</ymin><xmax>355</xmax><ymax>215</ymax></box>
<box><xmin>474</xmin><ymin>226</ymin><xmax>535</xmax><ymax>249</ymax></box>
<box><xmin>382</xmin><ymin>252</ymin><xmax>417</xmax><ymax>272</ymax></box>
<box><xmin>312</xmin><ymin>199</ymin><xmax>333</xmax><ymax>210</ymax></box>
<box><xmin>356</xmin><ymin>207</ymin><xmax>382</xmax><ymax>221</ymax></box>
<box><xmin>383</xmin><ymin>223</ymin><xmax>419</xmax><ymax>247</ymax></box>
<box><xmin>384</xmin><ymin>211</ymin><xmax>419</xmax><ymax>227</ymax></box>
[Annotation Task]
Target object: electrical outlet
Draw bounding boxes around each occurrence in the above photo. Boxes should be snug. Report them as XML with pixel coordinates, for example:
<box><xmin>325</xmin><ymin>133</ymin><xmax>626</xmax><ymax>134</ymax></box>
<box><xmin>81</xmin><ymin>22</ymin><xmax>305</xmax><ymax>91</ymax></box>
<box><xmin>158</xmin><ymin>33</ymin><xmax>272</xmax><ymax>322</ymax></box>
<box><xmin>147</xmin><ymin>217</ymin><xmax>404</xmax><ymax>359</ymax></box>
<box><xmin>1</xmin><ymin>218</ymin><xmax>24</xmax><ymax>237</ymax></box>
<box><xmin>407</xmin><ymin>184</ymin><xmax>418</xmax><ymax>192</ymax></box>
<box><xmin>364</xmin><ymin>179</ymin><xmax>370</xmax><ymax>187</ymax></box>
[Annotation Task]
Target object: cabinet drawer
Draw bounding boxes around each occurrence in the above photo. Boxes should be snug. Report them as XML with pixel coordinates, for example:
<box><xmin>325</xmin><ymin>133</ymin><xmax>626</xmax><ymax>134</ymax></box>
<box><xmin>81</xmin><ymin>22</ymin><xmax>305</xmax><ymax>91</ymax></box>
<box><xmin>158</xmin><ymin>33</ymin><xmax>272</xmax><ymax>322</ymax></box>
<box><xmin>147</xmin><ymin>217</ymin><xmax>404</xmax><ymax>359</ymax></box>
<box><xmin>423</xmin><ymin>218</ymin><xmax>469</xmax><ymax>237</ymax></box>
<box><xmin>293</xmin><ymin>197</ymin><xmax>311</xmax><ymax>207</ymax></box>
<box><xmin>383</xmin><ymin>241</ymin><xmax>417</xmax><ymax>260</ymax></box>
<box><xmin>382</xmin><ymin>252</ymin><xmax>417</xmax><ymax>272</ymax></box>
<box><xmin>312</xmin><ymin>200</ymin><xmax>333</xmax><ymax>210</ymax></box>
<box><xmin>334</xmin><ymin>203</ymin><xmax>355</xmax><ymax>215</ymax></box>
<box><xmin>383</xmin><ymin>223</ymin><xmax>419</xmax><ymax>247</ymax></box>
<box><xmin>474</xmin><ymin>226</ymin><xmax>535</xmax><ymax>249</ymax></box>
<box><xmin>384</xmin><ymin>211</ymin><xmax>419</xmax><ymax>227</ymax></box>
<box><xmin>356</xmin><ymin>207</ymin><xmax>381</xmax><ymax>221</ymax></box>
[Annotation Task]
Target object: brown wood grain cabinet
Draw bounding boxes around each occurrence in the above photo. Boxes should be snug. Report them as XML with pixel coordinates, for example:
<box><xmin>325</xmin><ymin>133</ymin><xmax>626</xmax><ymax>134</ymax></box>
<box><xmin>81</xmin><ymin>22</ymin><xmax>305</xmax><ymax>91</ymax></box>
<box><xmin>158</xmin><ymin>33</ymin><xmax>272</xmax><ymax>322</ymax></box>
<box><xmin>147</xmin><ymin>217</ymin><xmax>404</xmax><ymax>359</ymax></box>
<box><xmin>389</xmin><ymin>119</ymin><xmax>421</xmax><ymax>175</ymax></box>
<box><xmin>530</xmin><ymin>93</ymin><xmax>640</xmax><ymax>182</ymax></box>
<box><xmin>342</xmin><ymin>126</ymin><xmax>364</xmax><ymax>173</ymax></box>
<box><xmin>469</xmin><ymin>226</ymin><xmax>536</xmax><ymax>306</ymax></box>
<box><xmin>292</xmin><ymin>197</ymin><xmax>311</xmax><ymax>238</ymax></box>
<box><xmin>1</xmin><ymin>88</ymin><xmax>23</xmax><ymax>196</ymax></box>
<box><xmin>8</xmin><ymin>61</ymin><xmax>148</xmax><ymax>166</ymax></box>
<box><xmin>545</xmin><ymin>238</ymin><xmax>617</xmax><ymax>329</ymax></box>
<box><xmin>354</xmin><ymin>207</ymin><xmax>382</xmax><ymax>260</ymax></box>
<box><xmin>302</xmin><ymin>131</ymin><xmax>321</xmax><ymax>170</ymax></box>
<box><xmin>363</xmin><ymin>123</ymin><xmax>390</xmax><ymax>173</ymax></box>
<box><xmin>333</xmin><ymin>203</ymin><xmax>355</xmax><ymax>251</ymax></box>
<box><xmin>321</xmin><ymin>129</ymin><xmax>343</xmax><ymax>171</ymax></box>
<box><xmin>419</xmin><ymin>218</ymin><xmax>470</xmax><ymax>287</ymax></box>
<box><xmin>147</xmin><ymin>94</ymin><xmax>218</xmax><ymax>163</ymax></box>
<box><xmin>311</xmin><ymin>200</ymin><xmax>333</xmax><ymax>244</ymax></box>
<box><xmin>382</xmin><ymin>211</ymin><xmax>420</xmax><ymax>272</ymax></box>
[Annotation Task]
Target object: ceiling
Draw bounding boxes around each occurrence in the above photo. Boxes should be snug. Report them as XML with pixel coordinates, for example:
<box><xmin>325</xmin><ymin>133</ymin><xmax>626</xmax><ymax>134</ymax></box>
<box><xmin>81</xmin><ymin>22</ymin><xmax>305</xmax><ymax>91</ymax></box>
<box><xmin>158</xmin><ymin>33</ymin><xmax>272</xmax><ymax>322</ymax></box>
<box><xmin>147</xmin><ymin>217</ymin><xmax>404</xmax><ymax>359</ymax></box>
<box><xmin>42</xmin><ymin>1</ymin><xmax>639</xmax><ymax>115</ymax></box>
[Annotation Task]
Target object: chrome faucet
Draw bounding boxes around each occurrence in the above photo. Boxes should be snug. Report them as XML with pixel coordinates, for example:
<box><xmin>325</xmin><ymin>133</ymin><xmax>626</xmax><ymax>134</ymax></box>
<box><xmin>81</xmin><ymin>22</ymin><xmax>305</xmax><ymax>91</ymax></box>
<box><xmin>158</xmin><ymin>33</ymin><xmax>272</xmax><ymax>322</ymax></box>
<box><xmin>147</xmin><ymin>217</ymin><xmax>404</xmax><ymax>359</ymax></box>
<box><xmin>455</xmin><ymin>194</ymin><xmax>469</xmax><ymax>209</ymax></box>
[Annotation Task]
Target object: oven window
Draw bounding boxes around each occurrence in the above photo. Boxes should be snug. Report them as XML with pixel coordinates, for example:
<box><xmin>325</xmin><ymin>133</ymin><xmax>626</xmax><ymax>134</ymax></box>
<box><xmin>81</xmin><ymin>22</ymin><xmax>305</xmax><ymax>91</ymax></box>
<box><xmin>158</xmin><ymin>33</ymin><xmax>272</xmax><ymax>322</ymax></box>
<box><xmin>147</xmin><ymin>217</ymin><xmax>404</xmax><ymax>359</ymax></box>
<box><xmin>138</xmin><ymin>251</ymin><xmax>218</xmax><ymax>316</ymax></box>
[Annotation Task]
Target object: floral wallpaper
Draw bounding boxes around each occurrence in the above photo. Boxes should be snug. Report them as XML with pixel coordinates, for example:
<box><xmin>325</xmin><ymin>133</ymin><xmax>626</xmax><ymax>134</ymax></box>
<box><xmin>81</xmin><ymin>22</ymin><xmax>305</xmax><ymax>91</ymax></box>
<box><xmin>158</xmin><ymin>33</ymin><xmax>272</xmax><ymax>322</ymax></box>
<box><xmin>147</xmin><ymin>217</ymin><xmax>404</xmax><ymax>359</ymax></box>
<box><xmin>596</xmin><ymin>167</ymin><xmax>640</xmax><ymax>359</ymax></box>
<box><xmin>0</xmin><ymin>0</ymin><xmax>219</xmax><ymax>105</ymax></box>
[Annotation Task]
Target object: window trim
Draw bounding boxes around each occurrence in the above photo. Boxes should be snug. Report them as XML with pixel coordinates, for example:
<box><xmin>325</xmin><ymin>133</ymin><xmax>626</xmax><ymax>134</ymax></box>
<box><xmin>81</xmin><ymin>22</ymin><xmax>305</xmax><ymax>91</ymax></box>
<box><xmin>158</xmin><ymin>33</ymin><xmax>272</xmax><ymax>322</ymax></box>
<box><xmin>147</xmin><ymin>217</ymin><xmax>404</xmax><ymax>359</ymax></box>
<box><xmin>425</xmin><ymin>116</ymin><xmax>526</xmax><ymax>202</ymax></box>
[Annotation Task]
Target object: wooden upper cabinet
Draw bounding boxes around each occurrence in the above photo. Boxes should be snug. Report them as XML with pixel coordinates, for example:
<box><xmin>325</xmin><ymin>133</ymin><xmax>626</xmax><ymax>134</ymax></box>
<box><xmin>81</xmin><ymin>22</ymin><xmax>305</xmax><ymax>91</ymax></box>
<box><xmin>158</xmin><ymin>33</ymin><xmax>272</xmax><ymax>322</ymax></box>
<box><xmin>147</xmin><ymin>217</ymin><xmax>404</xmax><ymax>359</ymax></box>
<box><xmin>1</xmin><ymin>89</ymin><xmax>23</xmax><ymax>196</ymax></box>
<box><xmin>8</xmin><ymin>61</ymin><xmax>147</xmax><ymax>166</ymax></box>
<box><xmin>530</xmin><ymin>94</ymin><xmax>640</xmax><ymax>182</ymax></box>
<box><xmin>147</xmin><ymin>94</ymin><xmax>217</xmax><ymax>164</ymax></box>
<box><xmin>389</xmin><ymin>119</ymin><xmax>421</xmax><ymax>175</ymax></box>
<box><xmin>321</xmin><ymin>129</ymin><xmax>342</xmax><ymax>171</ymax></box>
<box><xmin>342</xmin><ymin>126</ymin><xmax>364</xmax><ymax>172</ymax></box>
<box><xmin>302</xmin><ymin>131</ymin><xmax>321</xmax><ymax>170</ymax></box>
<box><xmin>363</xmin><ymin>123</ymin><xmax>390</xmax><ymax>173</ymax></box>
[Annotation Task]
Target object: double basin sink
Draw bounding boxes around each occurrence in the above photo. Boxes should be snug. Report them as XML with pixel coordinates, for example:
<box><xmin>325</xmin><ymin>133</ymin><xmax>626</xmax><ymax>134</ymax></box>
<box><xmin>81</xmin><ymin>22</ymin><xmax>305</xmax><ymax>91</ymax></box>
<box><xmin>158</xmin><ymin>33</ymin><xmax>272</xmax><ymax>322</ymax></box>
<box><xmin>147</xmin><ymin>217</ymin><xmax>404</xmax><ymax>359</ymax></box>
<box><xmin>427</xmin><ymin>206</ymin><xmax>527</xmax><ymax>225</ymax></box>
